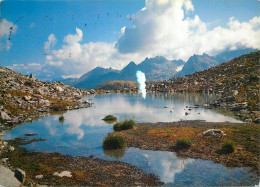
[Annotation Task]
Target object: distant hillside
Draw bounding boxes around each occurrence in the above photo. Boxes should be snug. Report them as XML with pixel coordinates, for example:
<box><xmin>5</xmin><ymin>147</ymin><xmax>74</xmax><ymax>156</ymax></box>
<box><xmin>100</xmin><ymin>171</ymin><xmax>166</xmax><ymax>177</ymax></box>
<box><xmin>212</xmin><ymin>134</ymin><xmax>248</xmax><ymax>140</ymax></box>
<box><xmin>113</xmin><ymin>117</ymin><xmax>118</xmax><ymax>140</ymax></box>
<box><xmin>63</xmin><ymin>56</ymin><xmax>185</xmax><ymax>89</ymax></box>
<box><xmin>73</xmin><ymin>67</ymin><xmax>120</xmax><ymax>89</ymax></box>
<box><xmin>95</xmin><ymin>80</ymin><xmax>138</xmax><ymax>90</ymax></box>
<box><xmin>174</xmin><ymin>53</ymin><xmax>219</xmax><ymax>77</ymax></box>
<box><xmin>147</xmin><ymin>51</ymin><xmax>260</xmax><ymax>122</ymax></box>
<box><xmin>174</xmin><ymin>48</ymin><xmax>257</xmax><ymax>77</ymax></box>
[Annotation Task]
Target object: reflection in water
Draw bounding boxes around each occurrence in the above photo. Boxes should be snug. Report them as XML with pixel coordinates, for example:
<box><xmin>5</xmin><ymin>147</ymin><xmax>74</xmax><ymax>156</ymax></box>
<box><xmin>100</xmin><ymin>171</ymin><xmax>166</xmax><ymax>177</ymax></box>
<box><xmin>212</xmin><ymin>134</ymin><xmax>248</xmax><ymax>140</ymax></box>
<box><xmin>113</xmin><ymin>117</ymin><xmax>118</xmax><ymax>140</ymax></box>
<box><xmin>103</xmin><ymin>148</ymin><xmax>256</xmax><ymax>186</ymax></box>
<box><xmin>103</xmin><ymin>148</ymin><xmax>126</xmax><ymax>159</ymax></box>
<box><xmin>57</xmin><ymin>93</ymin><xmax>241</xmax><ymax>140</ymax></box>
<box><xmin>128</xmin><ymin>149</ymin><xmax>195</xmax><ymax>183</ymax></box>
<box><xmin>3</xmin><ymin>93</ymin><xmax>256</xmax><ymax>186</ymax></box>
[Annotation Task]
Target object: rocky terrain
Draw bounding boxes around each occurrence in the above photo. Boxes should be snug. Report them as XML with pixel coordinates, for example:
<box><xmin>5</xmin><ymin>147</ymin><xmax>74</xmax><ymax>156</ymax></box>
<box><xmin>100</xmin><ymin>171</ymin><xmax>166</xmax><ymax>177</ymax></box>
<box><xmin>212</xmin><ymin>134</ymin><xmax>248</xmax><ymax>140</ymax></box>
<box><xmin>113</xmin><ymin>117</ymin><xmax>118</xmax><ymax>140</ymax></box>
<box><xmin>147</xmin><ymin>51</ymin><xmax>260</xmax><ymax>123</ymax></box>
<box><xmin>0</xmin><ymin>66</ymin><xmax>94</xmax><ymax>132</ymax></box>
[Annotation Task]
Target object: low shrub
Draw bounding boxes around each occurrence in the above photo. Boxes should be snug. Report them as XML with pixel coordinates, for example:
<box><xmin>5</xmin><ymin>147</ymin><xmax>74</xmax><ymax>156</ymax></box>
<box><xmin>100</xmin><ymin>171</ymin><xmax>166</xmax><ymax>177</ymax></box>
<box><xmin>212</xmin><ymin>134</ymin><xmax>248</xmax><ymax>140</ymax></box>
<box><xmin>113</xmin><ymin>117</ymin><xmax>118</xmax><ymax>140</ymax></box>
<box><xmin>102</xmin><ymin>135</ymin><xmax>126</xmax><ymax>150</ymax></box>
<box><xmin>221</xmin><ymin>140</ymin><xmax>235</xmax><ymax>153</ymax></box>
<box><xmin>59</xmin><ymin>115</ymin><xmax>64</xmax><ymax>123</ymax></box>
<box><xmin>176</xmin><ymin>138</ymin><xmax>192</xmax><ymax>149</ymax></box>
<box><xmin>102</xmin><ymin>115</ymin><xmax>117</xmax><ymax>121</ymax></box>
<box><xmin>113</xmin><ymin>119</ymin><xmax>136</xmax><ymax>131</ymax></box>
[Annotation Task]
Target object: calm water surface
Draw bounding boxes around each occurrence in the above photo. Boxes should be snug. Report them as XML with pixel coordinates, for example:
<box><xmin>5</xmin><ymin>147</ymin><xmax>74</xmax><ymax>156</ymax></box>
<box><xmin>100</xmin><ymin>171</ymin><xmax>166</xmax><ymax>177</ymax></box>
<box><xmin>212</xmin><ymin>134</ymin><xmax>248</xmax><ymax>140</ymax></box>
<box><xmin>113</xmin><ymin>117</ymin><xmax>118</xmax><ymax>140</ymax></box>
<box><xmin>3</xmin><ymin>93</ymin><xmax>258</xmax><ymax>185</ymax></box>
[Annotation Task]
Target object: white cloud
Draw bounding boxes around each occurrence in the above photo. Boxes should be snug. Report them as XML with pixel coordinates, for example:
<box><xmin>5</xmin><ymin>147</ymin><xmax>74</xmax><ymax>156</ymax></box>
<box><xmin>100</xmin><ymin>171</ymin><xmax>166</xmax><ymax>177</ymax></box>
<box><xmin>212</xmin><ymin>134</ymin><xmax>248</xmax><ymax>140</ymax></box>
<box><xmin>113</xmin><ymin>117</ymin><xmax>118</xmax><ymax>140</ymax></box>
<box><xmin>7</xmin><ymin>63</ymin><xmax>42</xmax><ymax>76</ymax></box>
<box><xmin>44</xmin><ymin>33</ymin><xmax>56</xmax><ymax>52</ymax></box>
<box><xmin>0</xmin><ymin>19</ymin><xmax>17</xmax><ymax>50</ymax></box>
<box><xmin>63</xmin><ymin>27</ymin><xmax>82</xmax><ymax>44</ymax></box>
<box><xmin>43</xmin><ymin>0</ymin><xmax>260</xmax><ymax>79</ymax></box>
<box><xmin>116</xmin><ymin>0</ymin><xmax>260</xmax><ymax>61</ymax></box>
<box><xmin>44</xmin><ymin>28</ymin><xmax>144</xmax><ymax>78</ymax></box>
<box><xmin>61</xmin><ymin>74</ymin><xmax>82</xmax><ymax>79</ymax></box>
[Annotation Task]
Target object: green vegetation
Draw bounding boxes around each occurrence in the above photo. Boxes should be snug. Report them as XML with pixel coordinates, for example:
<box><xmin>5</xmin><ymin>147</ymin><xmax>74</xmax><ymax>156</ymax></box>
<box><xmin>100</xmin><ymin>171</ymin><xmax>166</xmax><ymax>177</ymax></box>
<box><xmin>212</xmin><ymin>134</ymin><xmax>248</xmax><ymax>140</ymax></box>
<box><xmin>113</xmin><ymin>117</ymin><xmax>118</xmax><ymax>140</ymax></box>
<box><xmin>59</xmin><ymin>115</ymin><xmax>64</xmax><ymax>123</ymax></box>
<box><xmin>221</xmin><ymin>140</ymin><xmax>235</xmax><ymax>154</ymax></box>
<box><xmin>102</xmin><ymin>135</ymin><xmax>126</xmax><ymax>150</ymax></box>
<box><xmin>176</xmin><ymin>138</ymin><xmax>192</xmax><ymax>149</ymax></box>
<box><xmin>113</xmin><ymin>119</ymin><xmax>136</xmax><ymax>131</ymax></box>
<box><xmin>102</xmin><ymin>115</ymin><xmax>117</xmax><ymax>122</ymax></box>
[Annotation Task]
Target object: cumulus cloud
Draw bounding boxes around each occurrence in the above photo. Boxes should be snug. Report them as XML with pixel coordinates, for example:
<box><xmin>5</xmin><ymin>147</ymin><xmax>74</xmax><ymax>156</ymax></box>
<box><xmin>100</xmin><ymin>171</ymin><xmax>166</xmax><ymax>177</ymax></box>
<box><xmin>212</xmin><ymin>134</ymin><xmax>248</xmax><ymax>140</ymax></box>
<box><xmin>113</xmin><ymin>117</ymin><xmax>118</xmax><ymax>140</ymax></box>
<box><xmin>0</xmin><ymin>19</ymin><xmax>17</xmax><ymax>50</ymax></box>
<box><xmin>43</xmin><ymin>0</ymin><xmax>259</xmax><ymax>79</ymax></box>
<box><xmin>44</xmin><ymin>33</ymin><xmax>57</xmax><ymax>52</ymax></box>
<box><xmin>44</xmin><ymin>27</ymin><xmax>144</xmax><ymax>78</ymax></box>
<box><xmin>116</xmin><ymin>0</ymin><xmax>260</xmax><ymax>61</ymax></box>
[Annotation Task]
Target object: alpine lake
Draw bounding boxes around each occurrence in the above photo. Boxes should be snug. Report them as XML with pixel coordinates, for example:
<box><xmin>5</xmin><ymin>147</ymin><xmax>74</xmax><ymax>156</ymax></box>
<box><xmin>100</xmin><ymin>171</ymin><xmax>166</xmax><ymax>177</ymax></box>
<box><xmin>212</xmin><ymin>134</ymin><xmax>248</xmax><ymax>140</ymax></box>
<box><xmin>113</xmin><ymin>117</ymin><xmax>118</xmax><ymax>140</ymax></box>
<box><xmin>2</xmin><ymin>93</ymin><xmax>259</xmax><ymax>186</ymax></box>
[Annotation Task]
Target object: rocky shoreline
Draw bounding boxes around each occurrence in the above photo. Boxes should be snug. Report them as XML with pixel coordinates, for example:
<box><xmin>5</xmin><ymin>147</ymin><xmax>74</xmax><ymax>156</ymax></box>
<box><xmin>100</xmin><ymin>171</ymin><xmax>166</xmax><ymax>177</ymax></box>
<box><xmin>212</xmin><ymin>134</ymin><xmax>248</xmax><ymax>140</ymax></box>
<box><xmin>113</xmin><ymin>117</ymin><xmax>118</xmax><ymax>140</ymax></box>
<box><xmin>0</xmin><ymin>137</ymin><xmax>162</xmax><ymax>186</ymax></box>
<box><xmin>0</xmin><ymin>66</ymin><xmax>96</xmax><ymax>133</ymax></box>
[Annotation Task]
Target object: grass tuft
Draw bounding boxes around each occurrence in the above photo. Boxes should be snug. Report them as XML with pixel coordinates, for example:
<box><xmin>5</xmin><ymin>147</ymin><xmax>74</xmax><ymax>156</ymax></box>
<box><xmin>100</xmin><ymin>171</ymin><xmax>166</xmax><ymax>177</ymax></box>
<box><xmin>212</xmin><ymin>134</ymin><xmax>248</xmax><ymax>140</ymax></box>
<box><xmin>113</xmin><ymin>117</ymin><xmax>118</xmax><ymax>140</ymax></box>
<box><xmin>102</xmin><ymin>115</ymin><xmax>117</xmax><ymax>121</ymax></box>
<box><xmin>102</xmin><ymin>135</ymin><xmax>126</xmax><ymax>150</ymax></box>
<box><xmin>221</xmin><ymin>140</ymin><xmax>235</xmax><ymax>154</ymax></box>
<box><xmin>176</xmin><ymin>138</ymin><xmax>192</xmax><ymax>149</ymax></box>
<box><xmin>113</xmin><ymin>119</ymin><xmax>136</xmax><ymax>131</ymax></box>
<box><xmin>59</xmin><ymin>115</ymin><xmax>64</xmax><ymax>123</ymax></box>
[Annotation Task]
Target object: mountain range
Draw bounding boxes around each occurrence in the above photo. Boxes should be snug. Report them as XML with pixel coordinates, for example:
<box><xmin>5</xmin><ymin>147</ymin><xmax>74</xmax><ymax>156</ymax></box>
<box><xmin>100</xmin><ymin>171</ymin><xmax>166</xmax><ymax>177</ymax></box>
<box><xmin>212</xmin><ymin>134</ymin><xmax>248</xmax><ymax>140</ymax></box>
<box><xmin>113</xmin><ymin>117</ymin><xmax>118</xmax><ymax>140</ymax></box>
<box><xmin>62</xmin><ymin>48</ymin><xmax>257</xmax><ymax>89</ymax></box>
<box><xmin>63</xmin><ymin>56</ymin><xmax>185</xmax><ymax>89</ymax></box>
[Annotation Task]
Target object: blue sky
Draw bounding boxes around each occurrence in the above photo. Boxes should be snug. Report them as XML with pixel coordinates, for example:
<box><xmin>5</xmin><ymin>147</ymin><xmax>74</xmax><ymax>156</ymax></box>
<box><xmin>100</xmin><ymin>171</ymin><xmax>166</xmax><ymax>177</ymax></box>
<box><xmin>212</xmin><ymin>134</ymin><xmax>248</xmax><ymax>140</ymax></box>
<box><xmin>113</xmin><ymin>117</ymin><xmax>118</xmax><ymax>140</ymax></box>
<box><xmin>0</xmin><ymin>0</ymin><xmax>259</xmax><ymax>80</ymax></box>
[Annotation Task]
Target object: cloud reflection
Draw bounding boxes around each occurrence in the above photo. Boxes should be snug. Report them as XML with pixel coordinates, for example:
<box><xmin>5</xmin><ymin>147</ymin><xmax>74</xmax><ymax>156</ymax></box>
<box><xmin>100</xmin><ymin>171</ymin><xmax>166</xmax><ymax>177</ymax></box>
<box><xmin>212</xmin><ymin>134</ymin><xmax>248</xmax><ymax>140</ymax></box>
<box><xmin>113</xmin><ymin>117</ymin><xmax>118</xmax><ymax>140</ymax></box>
<box><xmin>121</xmin><ymin>148</ymin><xmax>194</xmax><ymax>184</ymax></box>
<box><xmin>56</xmin><ymin>93</ymin><xmax>241</xmax><ymax>139</ymax></box>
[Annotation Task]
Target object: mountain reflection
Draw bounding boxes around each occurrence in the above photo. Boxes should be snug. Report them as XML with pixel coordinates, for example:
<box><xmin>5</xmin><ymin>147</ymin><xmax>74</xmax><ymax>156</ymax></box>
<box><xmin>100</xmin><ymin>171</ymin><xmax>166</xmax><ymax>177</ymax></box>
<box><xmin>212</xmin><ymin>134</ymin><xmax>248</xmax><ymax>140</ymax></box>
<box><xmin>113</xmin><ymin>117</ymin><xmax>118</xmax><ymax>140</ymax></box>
<box><xmin>58</xmin><ymin>93</ymin><xmax>240</xmax><ymax>139</ymax></box>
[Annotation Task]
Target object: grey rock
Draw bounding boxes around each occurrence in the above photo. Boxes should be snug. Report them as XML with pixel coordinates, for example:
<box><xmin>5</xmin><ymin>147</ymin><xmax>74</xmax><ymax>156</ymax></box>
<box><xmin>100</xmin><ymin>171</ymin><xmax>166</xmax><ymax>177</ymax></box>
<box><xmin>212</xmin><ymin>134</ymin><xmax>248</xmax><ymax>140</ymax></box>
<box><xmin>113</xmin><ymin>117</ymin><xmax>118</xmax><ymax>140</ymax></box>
<box><xmin>1</xmin><ymin>158</ymin><xmax>9</xmax><ymax>164</ymax></box>
<box><xmin>23</xmin><ymin>95</ymin><xmax>31</xmax><ymax>101</ymax></box>
<box><xmin>9</xmin><ymin>146</ymin><xmax>15</xmax><ymax>151</ymax></box>
<box><xmin>0</xmin><ymin>111</ymin><xmax>11</xmax><ymax>120</ymax></box>
<box><xmin>0</xmin><ymin>165</ymin><xmax>21</xmax><ymax>187</ymax></box>
<box><xmin>226</xmin><ymin>96</ymin><xmax>236</xmax><ymax>102</ymax></box>
<box><xmin>56</xmin><ymin>86</ymin><xmax>64</xmax><ymax>92</ymax></box>
<box><xmin>35</xmin><ymin>174</ymin><xmax>44</xmax><ymax>179</ymax></box>
<box><xmin>14</xmin><ymin>168</ymin><xmax>26</xmax><ymax>183</ymax></box>
<box><xmin>29</xmin><ymin>74</ymin><xmax>36</xmax><ymax>81</ymax></box>
<box><xmin>203</xmin><ymin>129</ymin><xmax>224</xmax><ymax>136</ymax></box>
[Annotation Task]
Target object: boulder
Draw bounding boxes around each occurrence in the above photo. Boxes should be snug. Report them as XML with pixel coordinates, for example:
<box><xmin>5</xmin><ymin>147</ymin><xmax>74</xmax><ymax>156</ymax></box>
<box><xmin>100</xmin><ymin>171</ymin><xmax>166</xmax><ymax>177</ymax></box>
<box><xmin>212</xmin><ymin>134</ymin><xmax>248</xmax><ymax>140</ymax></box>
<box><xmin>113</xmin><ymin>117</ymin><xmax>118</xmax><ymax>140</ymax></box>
<box><xmin>9</xmin><ymin>146</ymin><xmax>15</xmax><ymax>151</ymax></box>
<box><xmin>56</xmin><ymin>86</ymin><xmax>64</xmax><ymax>92</ymax></box>
<box><xmin>226</xmin><ymin>96</ymin><xmax>236</xmax><ymax>102</ymax></box>
<box><xmin>39</xmin><ymin>99</ymin><xmax>50</xmax><ymax>106</ymax></box>
<box><xmin>23</xmin><ymin>95</ymin><xmax>31</xmax><ymax>101</ymax></box>
<box><xmin>203</xmin><ymin>129</ymin><xmax>224</xmax><ymax>136</ymax></box>
<box><xmin>53</xmin><ymin>171</ymin><xmax>72</xmax><ymax>178</ymax></box>
<box><xmin>14</xmin><ymin>168</ymin><xmax>26</xmax><ymax>183</ymax></box>
<box><xmin>233</xmin><ymin>90</ymin><xmax>239</xmax><ymax>96</ymax></box>
<box><xmin>35</xmin><ymin>174</ymin><xmax>43</xmax><ymax>179</ymax></box>
<box><xmin>0</xmin><ymin>158</ymin><xmax>8</xmax><ymax>164</ymax></box>
<box><xmin>0</xmin><ymin>111</ymin><xmax>11</xmax><ymax>120</ymax></box>
<box><xmin>29</xmin><ymin>74</ymin><xmax>36</xmax><ymax>81</ymax></box>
